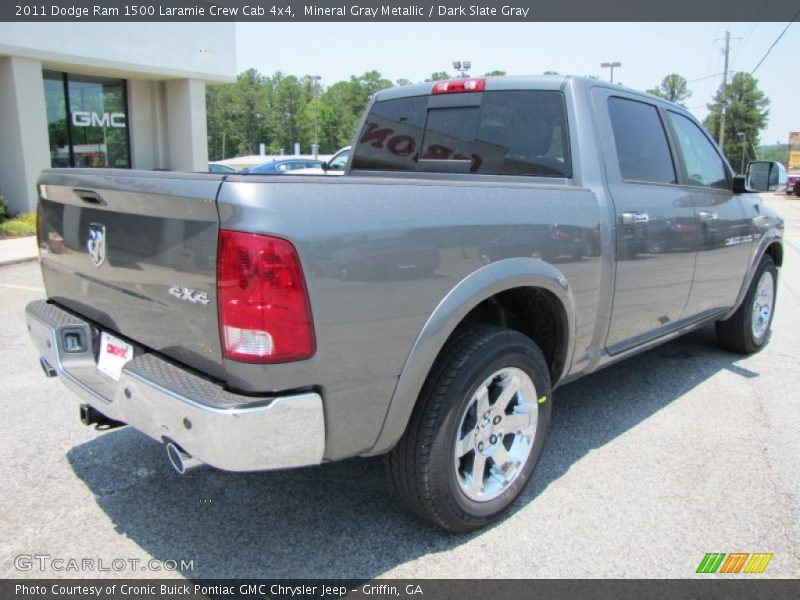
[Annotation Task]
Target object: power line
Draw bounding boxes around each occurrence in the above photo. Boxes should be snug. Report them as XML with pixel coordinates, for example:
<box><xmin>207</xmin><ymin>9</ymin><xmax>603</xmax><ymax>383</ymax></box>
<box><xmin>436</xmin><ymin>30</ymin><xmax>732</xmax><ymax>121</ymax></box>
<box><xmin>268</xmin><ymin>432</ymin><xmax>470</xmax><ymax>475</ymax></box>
<box><xmin>688</xmin><ymin>72</ymin><xmax>726</xmax><ymax>83</ymax></box>
<box><xmin>751</xmin><ymin>9</ymin><xmax>800</xmax><ymax>74</ymax></box>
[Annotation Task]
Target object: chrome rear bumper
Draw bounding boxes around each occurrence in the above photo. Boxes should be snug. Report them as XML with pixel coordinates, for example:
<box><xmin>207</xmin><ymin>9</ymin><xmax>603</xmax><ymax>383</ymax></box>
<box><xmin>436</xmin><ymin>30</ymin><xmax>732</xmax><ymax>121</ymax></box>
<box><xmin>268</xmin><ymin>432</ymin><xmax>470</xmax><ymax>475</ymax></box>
<box><xmin>25</xmin><ymin>300</ymin><xmax>325</xmax><ymax>472</ymax></box>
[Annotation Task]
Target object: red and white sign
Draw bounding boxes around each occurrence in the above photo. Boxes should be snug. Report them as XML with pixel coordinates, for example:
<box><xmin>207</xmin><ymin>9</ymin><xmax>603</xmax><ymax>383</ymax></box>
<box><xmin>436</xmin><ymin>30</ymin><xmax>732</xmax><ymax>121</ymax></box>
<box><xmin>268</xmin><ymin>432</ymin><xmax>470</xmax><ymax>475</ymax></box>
<box><xmin>97</xmin><ymin>332</ymin><xmax>133</xmax><ymax>381</ymax></box>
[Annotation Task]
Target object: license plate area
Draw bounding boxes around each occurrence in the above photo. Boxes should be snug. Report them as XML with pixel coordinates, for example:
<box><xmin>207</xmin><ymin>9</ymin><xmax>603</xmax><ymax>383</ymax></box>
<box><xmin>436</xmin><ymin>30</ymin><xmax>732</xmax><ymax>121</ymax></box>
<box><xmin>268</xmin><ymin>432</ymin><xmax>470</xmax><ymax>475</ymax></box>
<box><xmin>97</xmin><ymin>331</ymin><xmax>134</xmax><ymax>381</ymax></box>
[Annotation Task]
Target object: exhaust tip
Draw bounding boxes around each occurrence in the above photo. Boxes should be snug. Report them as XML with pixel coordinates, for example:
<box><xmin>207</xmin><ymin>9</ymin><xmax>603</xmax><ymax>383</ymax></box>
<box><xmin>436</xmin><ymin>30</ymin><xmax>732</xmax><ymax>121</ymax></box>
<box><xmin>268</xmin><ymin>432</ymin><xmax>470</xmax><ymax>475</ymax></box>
<box><xmin>166</xmin><ymin>442</ymin><xmax>187</xmax><ymax>474</ymax></box>
<box><xmin>165</xmin><ymin>442</ymin><xmax>202</xmax><ymax>475</ymax></box>
<box><xmin>39</xmin><ymin>357</ymin><xmax>57</xmax><ymax>378</ymax></box>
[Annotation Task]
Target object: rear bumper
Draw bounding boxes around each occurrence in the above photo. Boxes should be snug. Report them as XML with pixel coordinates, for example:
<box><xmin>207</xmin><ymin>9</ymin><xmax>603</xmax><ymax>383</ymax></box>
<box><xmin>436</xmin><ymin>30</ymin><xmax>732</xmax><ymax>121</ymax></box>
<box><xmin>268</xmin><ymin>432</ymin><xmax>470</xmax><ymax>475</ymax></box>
<box><xmin>25</xmin><ymin>300</ymin><xmax>325</xmax><ymax>472</ymax></box>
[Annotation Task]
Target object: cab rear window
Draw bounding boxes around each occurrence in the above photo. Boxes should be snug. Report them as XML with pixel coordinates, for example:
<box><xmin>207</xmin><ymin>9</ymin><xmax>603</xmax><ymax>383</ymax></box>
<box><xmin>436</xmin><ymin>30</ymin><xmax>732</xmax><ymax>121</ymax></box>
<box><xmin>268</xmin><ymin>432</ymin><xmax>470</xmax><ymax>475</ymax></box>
<box><xmin>351</xmin><ymin>91</ymin><xmax>571</xmax><ymax>177</ymax></box>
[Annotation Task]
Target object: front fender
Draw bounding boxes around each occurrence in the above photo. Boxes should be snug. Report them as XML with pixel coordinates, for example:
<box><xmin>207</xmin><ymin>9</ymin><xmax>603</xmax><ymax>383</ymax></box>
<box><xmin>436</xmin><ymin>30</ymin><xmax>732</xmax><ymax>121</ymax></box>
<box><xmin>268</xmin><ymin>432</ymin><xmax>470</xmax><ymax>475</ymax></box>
<box><xmin>365</xmin><ymin>257</ymin><xmax>576</xmax><ymax>456</ymax></box>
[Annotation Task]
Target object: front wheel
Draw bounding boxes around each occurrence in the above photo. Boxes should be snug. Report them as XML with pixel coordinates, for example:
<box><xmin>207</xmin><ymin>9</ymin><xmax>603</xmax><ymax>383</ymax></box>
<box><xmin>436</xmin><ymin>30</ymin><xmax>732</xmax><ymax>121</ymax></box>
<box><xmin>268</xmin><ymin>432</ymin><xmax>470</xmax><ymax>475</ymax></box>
<box><xmin>716</xmin><ymin>255</ymin><xmax>777</xmax><ymax>354</ymax></box>
<box><xmin>385</xmin><ymin>325</ymin><xmax>552</xmax><ymax>532</ymax></box>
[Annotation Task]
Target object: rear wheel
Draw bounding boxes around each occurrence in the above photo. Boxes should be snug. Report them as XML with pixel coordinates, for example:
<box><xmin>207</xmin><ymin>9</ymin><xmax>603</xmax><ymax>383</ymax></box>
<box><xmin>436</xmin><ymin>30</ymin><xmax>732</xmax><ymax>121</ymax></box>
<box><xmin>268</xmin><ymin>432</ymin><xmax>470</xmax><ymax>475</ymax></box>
<box><xmin>386</xmin><ymin>325</ymin><xmax>551</xmax><ymax>532</ymax></box>
<box><xmin>716</xmin><ymin>255</ymin><xmax>777</xmax><ymax>354</ymax></box>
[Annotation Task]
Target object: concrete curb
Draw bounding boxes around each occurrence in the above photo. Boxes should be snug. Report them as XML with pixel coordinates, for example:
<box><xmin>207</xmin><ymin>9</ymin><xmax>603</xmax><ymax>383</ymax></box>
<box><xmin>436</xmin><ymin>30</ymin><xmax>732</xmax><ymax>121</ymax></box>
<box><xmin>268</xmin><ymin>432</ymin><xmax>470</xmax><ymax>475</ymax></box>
<box><xmin>0</xmin><ymin>256</ymin><xmax>38</xmax><ymax>268</ymax></box>
<box><xmin>0</xmin><ymin>235</ymin><xmax>38</xmax><ymax>267</ymax></box>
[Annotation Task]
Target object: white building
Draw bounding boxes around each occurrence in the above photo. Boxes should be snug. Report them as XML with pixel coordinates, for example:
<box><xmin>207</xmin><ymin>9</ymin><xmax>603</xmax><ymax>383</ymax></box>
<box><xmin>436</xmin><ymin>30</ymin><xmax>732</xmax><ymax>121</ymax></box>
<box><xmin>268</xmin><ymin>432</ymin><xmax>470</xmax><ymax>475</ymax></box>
<box><xmin>0</xmin><ymin>23</ymin><xmax>236</xmax><ymax>214</ymax></box>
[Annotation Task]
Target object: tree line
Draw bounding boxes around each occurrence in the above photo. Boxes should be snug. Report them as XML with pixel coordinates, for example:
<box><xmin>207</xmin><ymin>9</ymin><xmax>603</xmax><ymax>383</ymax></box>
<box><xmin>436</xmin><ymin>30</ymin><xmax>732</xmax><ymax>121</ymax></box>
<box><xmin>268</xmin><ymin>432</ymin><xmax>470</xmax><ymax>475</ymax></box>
<box><xmin>205</xmin><ymin>69</ymin><xmax>510</xmax><ymax>160</ymax></box>
<box><xmin>207</xmin><ymin>69</ymin><xmax>770</xmax><ymax>172</ymax></box>
<box><xmin>646</xmin><ymin>72</ymin><xmax>769</xmax><ymax>171</ymax></box>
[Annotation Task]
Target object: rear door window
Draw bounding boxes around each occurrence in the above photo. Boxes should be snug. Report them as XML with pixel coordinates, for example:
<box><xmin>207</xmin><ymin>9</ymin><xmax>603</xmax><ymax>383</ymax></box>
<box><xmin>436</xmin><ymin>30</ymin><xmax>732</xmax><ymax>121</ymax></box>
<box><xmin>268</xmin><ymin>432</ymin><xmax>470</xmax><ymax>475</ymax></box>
<box><xmin>351</xmin><ymin>90</ymin><xmax>571</xmax><ymax>177</ymax></box>
<box><xmin>607</xmin><ymin>96</ymin><xmax>677</xmax><ymax>184</ymax></box>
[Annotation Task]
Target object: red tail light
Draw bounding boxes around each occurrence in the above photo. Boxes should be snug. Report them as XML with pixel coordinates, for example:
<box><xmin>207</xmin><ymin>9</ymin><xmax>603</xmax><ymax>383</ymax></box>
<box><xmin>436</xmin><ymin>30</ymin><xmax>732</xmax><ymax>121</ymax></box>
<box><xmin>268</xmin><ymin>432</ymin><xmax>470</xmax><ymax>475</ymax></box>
<box><xmin>217</xmin><ymin>230</ymin><xmax>315</xmax><ymax>363</ymax></box>
<box><xmin>432</xmin><ymin>78</ymin><xmax>486</xmax><ymax>94</ymax></box>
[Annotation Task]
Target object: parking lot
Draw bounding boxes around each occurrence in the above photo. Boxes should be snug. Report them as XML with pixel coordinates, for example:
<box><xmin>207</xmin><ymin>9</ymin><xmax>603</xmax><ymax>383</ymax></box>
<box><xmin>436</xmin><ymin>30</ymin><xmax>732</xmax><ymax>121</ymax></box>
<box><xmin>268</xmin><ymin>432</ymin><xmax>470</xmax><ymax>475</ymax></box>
<box><xmin>0</xmin><ymin>193</ymin><xmax>798</xmax><ymax>579</ymax></box>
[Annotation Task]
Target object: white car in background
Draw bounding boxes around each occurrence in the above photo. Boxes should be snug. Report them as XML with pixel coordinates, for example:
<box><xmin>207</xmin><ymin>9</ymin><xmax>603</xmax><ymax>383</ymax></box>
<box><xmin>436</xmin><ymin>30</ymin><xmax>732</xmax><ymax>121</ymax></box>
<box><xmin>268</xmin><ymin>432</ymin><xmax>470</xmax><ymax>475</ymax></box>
<box><xmin>292</xmin><ymin>146</ymin><xmax>350</xmax><ymax>175</ymax></box>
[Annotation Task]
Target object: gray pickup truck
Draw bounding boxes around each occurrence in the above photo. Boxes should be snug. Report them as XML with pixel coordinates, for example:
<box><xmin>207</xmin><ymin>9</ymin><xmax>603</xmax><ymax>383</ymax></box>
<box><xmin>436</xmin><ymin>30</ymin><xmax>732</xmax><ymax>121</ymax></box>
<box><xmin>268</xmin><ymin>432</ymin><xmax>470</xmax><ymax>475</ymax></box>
<box><xmin>26</xmin><ymin>76</ymin><xmax>785</xmax><ymax>532</ymax></box>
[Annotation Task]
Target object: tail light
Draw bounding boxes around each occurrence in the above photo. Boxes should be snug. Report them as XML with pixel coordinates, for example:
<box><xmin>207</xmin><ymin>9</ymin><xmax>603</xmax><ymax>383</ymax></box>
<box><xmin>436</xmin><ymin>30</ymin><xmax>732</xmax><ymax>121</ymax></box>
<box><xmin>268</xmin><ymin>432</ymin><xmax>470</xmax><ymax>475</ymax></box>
<box><xmin>217</xmin><ymin>230</ymin><xmax>315</xmax><ymax>363</ymax></box>
<box><xmin>432</xmin><ymin>78</ymin><xmax>486</xmax><ymax>94</ymax></box>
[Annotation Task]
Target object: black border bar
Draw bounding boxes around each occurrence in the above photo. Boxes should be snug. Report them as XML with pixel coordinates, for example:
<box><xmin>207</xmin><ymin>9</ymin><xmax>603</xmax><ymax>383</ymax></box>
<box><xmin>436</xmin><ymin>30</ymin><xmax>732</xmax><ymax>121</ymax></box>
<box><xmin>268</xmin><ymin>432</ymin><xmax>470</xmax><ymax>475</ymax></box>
<box><xmin>2</xmin><ymin>0</ymin><xmax>800</xmax><ymax>22</ymax></box>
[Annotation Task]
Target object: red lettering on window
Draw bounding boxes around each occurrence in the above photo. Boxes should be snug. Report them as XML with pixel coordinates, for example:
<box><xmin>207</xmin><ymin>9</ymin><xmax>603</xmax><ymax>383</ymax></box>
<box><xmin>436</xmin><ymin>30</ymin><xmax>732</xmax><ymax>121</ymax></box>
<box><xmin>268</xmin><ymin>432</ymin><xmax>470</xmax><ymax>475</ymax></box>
<box><xmin>359</xmin><ymin>122</ymin><xmax>394</xmax><ymax>148</ymax></box>
<box><xmin>387</xmin><ymin>135</ymin><xmax>416</xmax><ymax>156</ymax></box>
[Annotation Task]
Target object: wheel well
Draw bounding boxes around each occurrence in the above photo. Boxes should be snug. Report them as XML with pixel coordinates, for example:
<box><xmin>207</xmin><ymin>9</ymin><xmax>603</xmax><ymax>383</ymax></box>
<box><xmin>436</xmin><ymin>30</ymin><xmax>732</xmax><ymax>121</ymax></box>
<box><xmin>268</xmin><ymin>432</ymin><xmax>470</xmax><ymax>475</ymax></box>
<box><xmin>765</xmin><ymin>242</ymin><xmax>783</xmax><ymax>267</ymax></box>
<box><xmin>457</xmin><ymin>287</ymin><xmax>567</xmax><ymax>383</ymax></box>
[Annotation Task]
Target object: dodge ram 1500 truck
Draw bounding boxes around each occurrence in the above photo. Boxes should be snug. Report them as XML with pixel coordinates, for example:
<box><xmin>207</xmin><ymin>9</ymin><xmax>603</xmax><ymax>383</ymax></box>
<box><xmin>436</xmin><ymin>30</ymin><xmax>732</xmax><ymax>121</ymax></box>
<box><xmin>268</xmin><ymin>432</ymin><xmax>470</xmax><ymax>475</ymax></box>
<box><xmin>26</xmin><ymin>76</ymin><xmax>785</xmax><ymax>532</ymax></box>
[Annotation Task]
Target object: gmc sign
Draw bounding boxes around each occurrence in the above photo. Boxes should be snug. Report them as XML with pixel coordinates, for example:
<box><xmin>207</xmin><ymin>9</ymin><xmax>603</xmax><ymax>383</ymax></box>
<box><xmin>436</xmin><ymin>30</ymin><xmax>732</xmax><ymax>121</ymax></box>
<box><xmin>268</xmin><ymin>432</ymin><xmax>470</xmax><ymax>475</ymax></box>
<box><xmin>71</xmin><ymin>111</ymin><xmax>126</xmax><ymax>128</ymax></box>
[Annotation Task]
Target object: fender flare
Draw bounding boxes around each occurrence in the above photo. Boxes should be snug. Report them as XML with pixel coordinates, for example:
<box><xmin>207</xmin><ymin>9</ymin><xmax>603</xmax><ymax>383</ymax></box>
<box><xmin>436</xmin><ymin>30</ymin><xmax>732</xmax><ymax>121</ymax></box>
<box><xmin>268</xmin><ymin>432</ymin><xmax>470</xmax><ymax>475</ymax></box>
<box><xmin>722</xmin><ymin>228</ymin><xmax>783</xmax><ymax>320</ymax></box>
<box><xmin>366</xmin><ymin>257</ymin><xmax>576</xmax><ymax>456</ymax></box>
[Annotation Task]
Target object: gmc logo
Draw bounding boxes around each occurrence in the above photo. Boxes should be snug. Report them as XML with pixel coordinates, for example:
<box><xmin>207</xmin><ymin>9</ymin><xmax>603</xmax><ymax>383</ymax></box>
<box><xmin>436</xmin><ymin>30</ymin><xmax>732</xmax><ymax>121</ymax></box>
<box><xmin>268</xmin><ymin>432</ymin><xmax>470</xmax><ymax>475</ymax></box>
<box><xmin>71</xmin><ymin>111</ymin><xmax>126</xmax><ymax>128</ymax></box>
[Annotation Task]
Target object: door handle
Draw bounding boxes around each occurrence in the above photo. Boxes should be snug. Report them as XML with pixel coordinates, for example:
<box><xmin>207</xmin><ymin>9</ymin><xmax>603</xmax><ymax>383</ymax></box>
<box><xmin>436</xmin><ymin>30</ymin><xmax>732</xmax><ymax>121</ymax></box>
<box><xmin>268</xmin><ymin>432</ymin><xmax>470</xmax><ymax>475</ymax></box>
<box><xmin>621</xmin><ymin>212</ymin><xmax>649</xmax><ymax>225</ymax></box>
<box><xmin>699</xmin><ymin>211</ymin><xmax>718</xmax><ymax>222</ymax></box>
<box><xmin>74</xmin><ymin>189</ymin><xmax>107</xmax><ymax>206</ymax></box>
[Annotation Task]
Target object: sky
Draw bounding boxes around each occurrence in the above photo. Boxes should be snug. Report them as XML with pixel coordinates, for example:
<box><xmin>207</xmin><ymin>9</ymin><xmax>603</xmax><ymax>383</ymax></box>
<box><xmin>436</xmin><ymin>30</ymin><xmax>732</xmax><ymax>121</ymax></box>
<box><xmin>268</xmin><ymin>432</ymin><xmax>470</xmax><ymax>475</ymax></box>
<box><xmin>236</xmin><ymin>21</ymin><xmax>798</xmax><ymax>147</ymax></box>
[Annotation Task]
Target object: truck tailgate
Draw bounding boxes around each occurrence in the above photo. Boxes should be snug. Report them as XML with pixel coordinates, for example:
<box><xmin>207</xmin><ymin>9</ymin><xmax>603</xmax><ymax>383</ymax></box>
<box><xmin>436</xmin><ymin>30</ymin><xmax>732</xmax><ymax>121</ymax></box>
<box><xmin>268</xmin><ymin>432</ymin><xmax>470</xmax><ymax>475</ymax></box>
<box><xmin>37</xmin><ymin>170</ymin><xmax>226</xmax><ymax>380</ymax></box>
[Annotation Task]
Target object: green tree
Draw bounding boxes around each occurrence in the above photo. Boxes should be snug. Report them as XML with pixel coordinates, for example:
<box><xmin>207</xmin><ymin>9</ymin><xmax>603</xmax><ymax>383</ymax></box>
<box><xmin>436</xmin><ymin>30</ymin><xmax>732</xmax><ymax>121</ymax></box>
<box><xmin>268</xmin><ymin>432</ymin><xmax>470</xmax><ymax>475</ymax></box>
<box><xmin>271</xmin><ymin>73</ymin><xmax>308</xmax><ymax>153</ymax></box>
<box><xmin>206</xmin><ymin>68</ymin><xmax>270</xmax><ymax>159</ymax></box>
<box><xmin>484</xmin><ymin>70</ymin><xmax>507</xmax><ymax>76</ymax></box>
<box><xmin>395</xmin><ymin>78</ymin><xmax>413</xmax><ymax>86</ymax></box>
<box><xmin>319</xmin><ymin>71</ymin><xmax>393</xmax><ymax>150</ymax></box>
<box><xmin>703</xmin><ymin>72</ymin><xmax>770</xmax><ymax>170</ymax></box>
<box><xmin>207</xmin><ymin>69</ymin><xmax>394</xmax><ymax>158</ymax></box>
<box><xmin>646</xmin><ymin>74</ymin><xmax>691</xmax><ymax>106</ymax></box>
<box><xmin>755</xmin><ymin>143</ymin><xmax>788</xmax><ymax>163</ymax></box>
<box><xmin>427</xmin><ymin>71</ymin><xmax>452</xmax><ymax>81</ymax></box>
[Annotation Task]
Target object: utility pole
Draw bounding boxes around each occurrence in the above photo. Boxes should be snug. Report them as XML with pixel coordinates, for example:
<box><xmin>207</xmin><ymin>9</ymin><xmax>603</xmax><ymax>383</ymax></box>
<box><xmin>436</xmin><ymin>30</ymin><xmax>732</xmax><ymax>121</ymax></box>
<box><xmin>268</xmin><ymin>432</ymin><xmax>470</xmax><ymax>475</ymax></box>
<box><xmin>718</xmin><ymin>30</ymin><xmax>731</xmax><ymax>149</ymax></box>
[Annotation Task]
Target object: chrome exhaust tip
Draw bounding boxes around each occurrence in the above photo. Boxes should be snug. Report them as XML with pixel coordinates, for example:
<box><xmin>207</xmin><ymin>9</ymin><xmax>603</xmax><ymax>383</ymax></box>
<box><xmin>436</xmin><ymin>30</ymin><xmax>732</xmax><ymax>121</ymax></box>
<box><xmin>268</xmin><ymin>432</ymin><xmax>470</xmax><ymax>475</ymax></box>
<box><xmin>39</xmin><ymin>357</ymin><xmax>57</xmax><ymax>378</ymax></box>
<box><xmin>165</xmin><ymin>442</ymin><xmax>202</xmax><ymax>475</ymax></box>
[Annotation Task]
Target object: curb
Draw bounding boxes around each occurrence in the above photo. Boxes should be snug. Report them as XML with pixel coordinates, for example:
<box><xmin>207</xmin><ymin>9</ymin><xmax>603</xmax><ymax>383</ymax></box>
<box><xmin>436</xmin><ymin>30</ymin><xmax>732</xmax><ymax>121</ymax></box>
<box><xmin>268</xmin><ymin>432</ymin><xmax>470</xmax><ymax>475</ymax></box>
<box><xmin>0</xmin><ymin>256</ymin><xmax>38</xmax><ymax>268</ymax></box>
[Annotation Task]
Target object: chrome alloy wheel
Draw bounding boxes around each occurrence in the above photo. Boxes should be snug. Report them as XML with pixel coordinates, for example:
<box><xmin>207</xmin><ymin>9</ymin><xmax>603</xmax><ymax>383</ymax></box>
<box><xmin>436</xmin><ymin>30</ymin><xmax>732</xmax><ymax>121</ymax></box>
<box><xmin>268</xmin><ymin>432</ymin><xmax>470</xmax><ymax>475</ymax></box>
<box><xmin>751</xmin><ymin>270</ymin><xmax>775</xmax><ymax>340</ymax></box>
<box><xmin>454</xmin><ymin>367</ymin><xmax>538</xmax><ymax>502</ymax></box>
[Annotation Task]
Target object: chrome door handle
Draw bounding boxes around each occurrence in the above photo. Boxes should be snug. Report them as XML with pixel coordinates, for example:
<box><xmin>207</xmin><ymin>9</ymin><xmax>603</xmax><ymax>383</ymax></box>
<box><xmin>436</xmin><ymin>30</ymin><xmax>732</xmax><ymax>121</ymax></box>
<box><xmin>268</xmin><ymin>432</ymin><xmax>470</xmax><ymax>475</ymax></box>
<box><xmin>699</xmin><ymin>211</ymin><xmax>718</xmax><ymax>222</ymax></box>
<box><xmin>621</xmin><ymin>212</ymin><xmax>649</xmax><ymax>225</ymax></box>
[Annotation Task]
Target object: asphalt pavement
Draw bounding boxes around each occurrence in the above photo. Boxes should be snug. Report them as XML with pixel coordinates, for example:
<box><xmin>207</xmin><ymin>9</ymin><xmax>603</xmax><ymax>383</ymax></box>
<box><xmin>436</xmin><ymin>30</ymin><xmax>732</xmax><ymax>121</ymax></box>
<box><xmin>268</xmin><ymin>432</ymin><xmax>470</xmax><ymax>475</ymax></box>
<box><xmin>0</xmin><ymin>194</ymin><xmax>798</xmax><ymax>579</ymax></box>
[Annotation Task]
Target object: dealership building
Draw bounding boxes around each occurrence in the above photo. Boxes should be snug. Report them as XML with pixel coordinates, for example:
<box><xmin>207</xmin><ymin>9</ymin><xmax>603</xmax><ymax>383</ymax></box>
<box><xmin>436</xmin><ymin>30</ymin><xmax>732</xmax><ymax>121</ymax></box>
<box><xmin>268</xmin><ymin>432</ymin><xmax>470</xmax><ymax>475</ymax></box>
<box><xmin>0</xmin><ymin>23</ymin><xmax>236</xmax><ymax>215</ymax></box>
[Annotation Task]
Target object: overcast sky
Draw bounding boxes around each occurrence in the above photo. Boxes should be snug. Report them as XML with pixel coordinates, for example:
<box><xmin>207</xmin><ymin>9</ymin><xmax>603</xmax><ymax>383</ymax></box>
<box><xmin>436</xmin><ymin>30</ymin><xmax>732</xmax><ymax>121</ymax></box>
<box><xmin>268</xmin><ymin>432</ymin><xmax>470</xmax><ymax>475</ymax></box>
<box><xmin>236</xmin><ymin>22</ymin><xmax>797</xmax><ymax>147</ymax></box>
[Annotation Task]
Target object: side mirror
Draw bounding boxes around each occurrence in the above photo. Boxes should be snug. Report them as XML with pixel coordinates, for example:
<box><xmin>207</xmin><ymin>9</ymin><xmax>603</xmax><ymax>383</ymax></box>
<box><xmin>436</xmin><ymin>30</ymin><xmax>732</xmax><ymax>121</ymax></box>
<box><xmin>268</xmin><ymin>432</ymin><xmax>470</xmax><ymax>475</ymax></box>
<box><xmin>320</xmin><ymin>162</ymin><xmax>330</xmax><ymax>172</ymax></box>
<box><xmin>740</xmin><ymin>160</ymin><xmax>787</xmax><ymax>192</ymax></box>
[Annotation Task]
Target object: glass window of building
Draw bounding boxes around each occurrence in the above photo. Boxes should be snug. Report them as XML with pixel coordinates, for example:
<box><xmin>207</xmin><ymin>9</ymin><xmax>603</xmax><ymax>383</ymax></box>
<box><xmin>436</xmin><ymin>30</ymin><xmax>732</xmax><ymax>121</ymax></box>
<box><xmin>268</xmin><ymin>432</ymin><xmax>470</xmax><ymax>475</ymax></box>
<box><xmin>43</xmin><ymin>70</ymin><xmax>130</xmax><ymax>168</ymax></box>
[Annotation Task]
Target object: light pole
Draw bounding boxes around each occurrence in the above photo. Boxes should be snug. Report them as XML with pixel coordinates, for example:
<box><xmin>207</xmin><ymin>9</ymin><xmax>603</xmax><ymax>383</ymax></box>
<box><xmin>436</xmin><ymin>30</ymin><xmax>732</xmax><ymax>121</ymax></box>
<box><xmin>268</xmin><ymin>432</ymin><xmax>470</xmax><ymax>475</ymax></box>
<box><xmin>304</xmin><ymin>75</ymin><xmax>322</xmax><ymax>158</ymax></box>
<box><xmin>453</xmin><ymin>60</ymin><xmax>471</xmax><ymax>77</ymax></box>
<box><xmin>601</xmin><ymin>61</ymin><xmax>621</xmax><ymax>83</ymax></box>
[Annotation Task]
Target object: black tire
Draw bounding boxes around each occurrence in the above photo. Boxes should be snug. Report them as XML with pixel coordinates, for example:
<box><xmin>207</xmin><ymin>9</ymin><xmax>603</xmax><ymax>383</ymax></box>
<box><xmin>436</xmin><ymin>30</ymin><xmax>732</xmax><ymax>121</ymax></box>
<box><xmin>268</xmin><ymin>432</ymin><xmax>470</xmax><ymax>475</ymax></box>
<box><xmin>715</xmin><ymin>255</ymin><xmax>777</xmax><ymax>354</ymax></box>
<box><xmin>385</xmin><ymin>325</ymin><xmax>552</xmax><ymax>532</ymax></box>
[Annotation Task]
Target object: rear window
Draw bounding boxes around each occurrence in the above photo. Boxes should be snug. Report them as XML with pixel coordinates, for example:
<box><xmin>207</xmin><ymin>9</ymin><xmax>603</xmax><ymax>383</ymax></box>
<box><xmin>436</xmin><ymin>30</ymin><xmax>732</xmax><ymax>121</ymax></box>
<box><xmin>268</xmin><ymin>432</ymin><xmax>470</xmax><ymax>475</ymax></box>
<box><xmin>351</xmin><ymin>91</ymin><xmax>571</xmax><ymax>177</ymax></box>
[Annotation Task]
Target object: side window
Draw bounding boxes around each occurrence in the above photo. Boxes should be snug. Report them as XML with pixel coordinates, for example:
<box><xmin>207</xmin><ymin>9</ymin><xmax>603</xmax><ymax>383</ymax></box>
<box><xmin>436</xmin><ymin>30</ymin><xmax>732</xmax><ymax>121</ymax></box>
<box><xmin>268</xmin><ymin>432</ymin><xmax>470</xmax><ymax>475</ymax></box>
<box><xmin>668</xmin><ymin>112</ymin><xmax>729</xmax><ymax>189</ymax></box>
<box><xmin>608</xmin><ymin>96</ymin><xmax>676</xmax><ymax>184</ymax></box>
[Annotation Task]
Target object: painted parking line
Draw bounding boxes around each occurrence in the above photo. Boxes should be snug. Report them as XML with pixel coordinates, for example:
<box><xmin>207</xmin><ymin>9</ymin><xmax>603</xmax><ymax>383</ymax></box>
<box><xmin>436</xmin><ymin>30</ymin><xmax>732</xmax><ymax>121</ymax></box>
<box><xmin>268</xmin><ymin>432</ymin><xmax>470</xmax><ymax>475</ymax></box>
<box><xmin>0</xmin><ymin>284</ymin><xmax>45</xmax><ymax>292</ymax></box>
